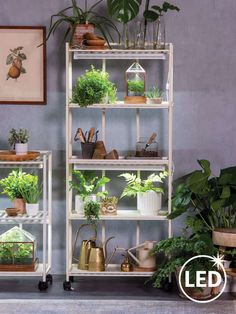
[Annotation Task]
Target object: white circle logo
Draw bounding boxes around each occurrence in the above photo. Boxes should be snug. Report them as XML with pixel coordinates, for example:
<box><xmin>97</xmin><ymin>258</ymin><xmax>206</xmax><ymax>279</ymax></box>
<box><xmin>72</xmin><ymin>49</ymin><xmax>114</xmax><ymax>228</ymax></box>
<box><xmin>178</xmin><ymin>255</ymin><xmax>227</xmax><ymax>303</ymax></box>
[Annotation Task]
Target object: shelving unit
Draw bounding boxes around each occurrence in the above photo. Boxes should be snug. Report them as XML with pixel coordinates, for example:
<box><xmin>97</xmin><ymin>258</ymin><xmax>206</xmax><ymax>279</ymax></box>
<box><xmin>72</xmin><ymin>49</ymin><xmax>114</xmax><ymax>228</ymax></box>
<box><xmin>0</xmin><ymin>151</ymin><xmax>53</xmax><ymax>290</ymax></box>
<box><xmin>65</xmin><ymin>43</ymin><xmax>173</xmax><ymax>290</ymax></box>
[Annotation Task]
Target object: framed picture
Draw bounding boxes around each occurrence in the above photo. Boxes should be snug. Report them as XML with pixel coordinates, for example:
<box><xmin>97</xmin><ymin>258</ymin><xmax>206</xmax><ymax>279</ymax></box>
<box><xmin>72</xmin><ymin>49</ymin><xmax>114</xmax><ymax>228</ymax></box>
<box><xmin>0</xmin><ymin>26</ymin><xmax>46</xmax><ymax>105</ymax></box>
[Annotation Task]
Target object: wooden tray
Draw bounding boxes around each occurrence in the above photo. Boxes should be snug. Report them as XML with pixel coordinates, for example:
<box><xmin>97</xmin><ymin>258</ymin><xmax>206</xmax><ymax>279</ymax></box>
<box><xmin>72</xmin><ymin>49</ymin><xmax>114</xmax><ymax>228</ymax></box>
<box><xmin>0</xmin><ymin>259</ymin><xmax>38</xmax><ymax>272</ymax></box>
<box><xmin>0</xmin><ymin>151</ymin><xmax>40</xmax><ymax>161</ymax></box>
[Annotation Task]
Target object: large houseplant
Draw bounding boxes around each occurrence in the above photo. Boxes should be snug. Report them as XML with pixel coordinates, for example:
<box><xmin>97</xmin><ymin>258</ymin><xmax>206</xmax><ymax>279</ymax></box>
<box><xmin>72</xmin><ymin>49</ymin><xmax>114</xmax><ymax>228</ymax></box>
<box><xmin>169</xmin><ymin>160</ymin><xmax>236</xmax><ymax>247</ymax></box>
<box><xmin>0</xmin><ymin>170</ymin><xmax>39</xmax><ymax>214</ymax></box>
<box><xmin>119</xmin><ymin>172</ymin><xmax>168</xmax><ymax>215</ymax></box>
<box><xmin>69</xmin><ymin>170</ymin><xmax>110</xmax><ymax>214</ymax></box>
<box><xmin>151</xmin><ymin>232</ymin><xmax>218</xmax><ymax>299</ymax></box>
<box><xmin>72</xmin><ymin>66</ymin><xmax>117</xmax><ymax>107</ymax></box>
<box><xmin>46</xmin><ymin>0</ymin><xmax>120</xmax><ymax>46</ymax></box>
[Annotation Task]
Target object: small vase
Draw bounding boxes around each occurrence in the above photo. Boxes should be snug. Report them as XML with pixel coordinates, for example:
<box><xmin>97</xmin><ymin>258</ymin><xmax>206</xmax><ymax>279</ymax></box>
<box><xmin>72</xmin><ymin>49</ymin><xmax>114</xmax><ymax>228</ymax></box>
<box><xmin>121</xmin><ymin>23</ymin><xmax>131</xmax><ymax>49</ymax></box>
<box><xmin>26</xmin><ymin>203</ymin><xmax>39</xmax><ymax>216</ymax></box>
<box><xmin>13</xmin><ymin>198</ymin><xmax>26</xmax><ymax>214</ymax></box>
<box><xmin>153</xmin><ymin>16</ymin><xmax>165</xmax><ymax>49</ymax></box>
<box><xmin>75</xmin><ymin>195</ymin><xmax>85</xmax><ymax>214</ymax></box>
<box><xmin>15</xmin><ymin>143</ymin><xmax>28</xmax><ymax>155</ymax></box>
<box><xmin>137</xmin><ymin>191</ymin><xmax>162</xmax><ymax>215</ymax></box>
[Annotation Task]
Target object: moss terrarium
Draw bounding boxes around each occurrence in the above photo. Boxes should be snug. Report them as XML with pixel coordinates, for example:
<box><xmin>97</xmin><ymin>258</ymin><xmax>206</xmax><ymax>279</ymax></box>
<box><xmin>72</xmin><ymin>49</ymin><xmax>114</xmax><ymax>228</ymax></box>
<box><xmin>0</xmin><ymin>226</ymin><xmax>37</xmax><ymax>271</ymax></box>
<box><xmin>124</xmin><ymin>62</ymin><xmax>146</xmax><ymax>104</ymax></box>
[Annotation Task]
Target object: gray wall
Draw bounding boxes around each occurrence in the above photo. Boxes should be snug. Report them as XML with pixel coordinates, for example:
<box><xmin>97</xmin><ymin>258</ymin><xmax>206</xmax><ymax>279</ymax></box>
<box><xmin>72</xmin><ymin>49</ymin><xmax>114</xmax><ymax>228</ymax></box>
<box><xmin>0</xmin><ymin>0</ymin><xmax>236</xmax><ymax>274</ymax></box>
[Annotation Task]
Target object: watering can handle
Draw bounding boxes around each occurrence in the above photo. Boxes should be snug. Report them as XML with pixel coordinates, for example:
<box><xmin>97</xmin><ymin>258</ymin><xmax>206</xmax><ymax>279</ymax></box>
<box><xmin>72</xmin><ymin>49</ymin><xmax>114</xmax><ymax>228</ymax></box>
<box><xmin>72</xmin><ymin>223</ymin><xmax>97</xmax><ymax>262</ymax></box>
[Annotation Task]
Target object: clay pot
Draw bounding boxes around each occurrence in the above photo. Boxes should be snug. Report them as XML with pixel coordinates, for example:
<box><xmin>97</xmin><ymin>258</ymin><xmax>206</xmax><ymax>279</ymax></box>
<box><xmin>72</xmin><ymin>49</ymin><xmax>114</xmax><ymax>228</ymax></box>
<box><xmin>212</xmin><ymin>228</ymin><xmax>236</xmax><ymax>247</ymax></box>
<box><xmin>71</xmin><ymin>23</ymin><xmax>95</xmax><ymax>46</ymax></box>
<box><xmin>92</xmin><ymin>141</ymin><xmax>107</xmax><ymax>159</ymax></box>
<box><xmin>13</xmin><ymin>198</ymin><xmax>26</xmax><ymax>214</ymax></box>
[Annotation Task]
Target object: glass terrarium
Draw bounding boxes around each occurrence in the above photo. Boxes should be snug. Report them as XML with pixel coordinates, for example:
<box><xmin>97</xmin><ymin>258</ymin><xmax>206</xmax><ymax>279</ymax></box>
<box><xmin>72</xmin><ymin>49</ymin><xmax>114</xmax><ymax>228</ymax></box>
<box><xmin>124</xmin><ymin>62</ymin><xmax>146</xmax><ymax>104</ymax></box>
<box><xmin>0</xmin><ymin>226</ymin><xmax>37</xmax><ymax>271</ymax></box>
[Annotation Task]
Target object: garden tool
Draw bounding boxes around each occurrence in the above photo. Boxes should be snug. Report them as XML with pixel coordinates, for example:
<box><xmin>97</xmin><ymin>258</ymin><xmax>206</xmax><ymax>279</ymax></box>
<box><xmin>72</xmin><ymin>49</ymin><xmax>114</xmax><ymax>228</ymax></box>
<box><xmin>144</xmin><ymin>133</ymin><xmax>157</xmax><ymax>151</ymax></box>
<box><xmin>74</xmin><ymin>128</ymin><xmax>86</xmax><ymax>143</ymax></box>
<box><xmin>72</xmin><ymin>223</ymin><xmax>97</xmax><ymax>270</ymax></box>
<box><xmin>88</xmin><ymin>127</ymin><xmax>95</xmax><ymax>142</ymax></box>
<box><xmin>128</xmin><ymin>241</ymin><xmax>157</xmax><ymax>270</ymax></box>
<box><xmin>88</xmin><ymin>236</ymin><xmax>115</xmax><ymax>271</ymax></box>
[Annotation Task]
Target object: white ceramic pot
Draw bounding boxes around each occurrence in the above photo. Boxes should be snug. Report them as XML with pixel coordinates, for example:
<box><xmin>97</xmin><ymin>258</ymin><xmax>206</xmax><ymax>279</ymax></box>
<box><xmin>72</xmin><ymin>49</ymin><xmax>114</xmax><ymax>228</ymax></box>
<box><xmin>15</xmin><ymin>143</ymin><xmax>28</xmax><ymax>155</ymax></box>
<box><xmin>75</xmin><ymin>194</ymin><xmax>97</xmax><ymax>214</ymax></box>
<box><xmin>137</xmin><ymin>191</ymin><xmax>162</xmax><ymax>216</ymax></box>
<box><xmin>26</xmin><ymin>203</ymin><xmax>39</xmax><ymax>216</ymax></box>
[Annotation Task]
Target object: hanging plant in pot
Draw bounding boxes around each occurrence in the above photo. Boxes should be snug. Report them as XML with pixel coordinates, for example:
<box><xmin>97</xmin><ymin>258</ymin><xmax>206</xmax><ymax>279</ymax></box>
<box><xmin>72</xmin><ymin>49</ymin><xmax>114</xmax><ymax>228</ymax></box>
<box><xmin>8</xmin><ymin>128</ymin><xmax>29</xmax><ymax>155</ymax></box>
<box><xmin>69</xmin><ymin>170</ymin><xmax>110</xmax><ymax>214</ymax></box>
<box><xmin>119</xmin><ymin>172</ymin><xmax>168</xmax><ymax>216</ymax></box>
<box><xmin>45</xmin><ymin>0</ymin><xmax>120</xmax><ymax>47</ymax></box>
<box><xmin>169</xmin><ymin>159</ymin><xmax>236</xmax><ymax>249</ymax></box>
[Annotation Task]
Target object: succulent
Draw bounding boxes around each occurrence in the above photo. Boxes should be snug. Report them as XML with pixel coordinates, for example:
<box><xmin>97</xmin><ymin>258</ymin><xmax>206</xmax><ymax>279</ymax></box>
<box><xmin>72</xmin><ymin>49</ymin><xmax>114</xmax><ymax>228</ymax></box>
<box><xmin>8</xmin><ymin>128</ymin><xmax>29</xmax><ymax>148</ymax></box>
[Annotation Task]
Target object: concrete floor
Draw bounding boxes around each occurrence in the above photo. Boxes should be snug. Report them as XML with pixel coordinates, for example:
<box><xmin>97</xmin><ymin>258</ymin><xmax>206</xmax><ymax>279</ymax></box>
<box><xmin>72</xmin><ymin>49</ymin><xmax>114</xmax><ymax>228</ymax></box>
<box><xmin>0</xmin><ymin>276</ymin><xmax>235</xmax><ymax>314</ymax></box>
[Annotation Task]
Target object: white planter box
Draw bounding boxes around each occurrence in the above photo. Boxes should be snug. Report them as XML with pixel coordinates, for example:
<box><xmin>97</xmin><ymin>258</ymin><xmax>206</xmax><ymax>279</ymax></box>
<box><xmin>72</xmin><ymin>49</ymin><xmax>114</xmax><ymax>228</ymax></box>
<box><xmin>75</xmin><ymin>194</ymin><xmax>97</xmax><ymax>214</ymax></box>
<box><xmin>26</xmin><ymin>203</ymin><xmax>39</xmax><ymax>216</ymax></box>
<box><xmin>137</xmin><ymin>191</ymin><xmax>162</xmax><ymax>216</ymax></box>
<box><xmin>15</xmin><ymin>143</ymin><xmax>28</xmax><ymax>155</ymax></box>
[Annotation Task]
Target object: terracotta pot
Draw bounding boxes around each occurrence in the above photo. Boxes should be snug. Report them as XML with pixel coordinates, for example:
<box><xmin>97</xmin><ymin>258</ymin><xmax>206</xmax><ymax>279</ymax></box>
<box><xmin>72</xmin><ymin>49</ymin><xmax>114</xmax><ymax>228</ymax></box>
<box><xmin>212</xmin><ymin>228</ymin><xmax>236</xmax><ymax>247</ymax></box>
<box><xmin>13</xmin><ymin>198</ymin><xmax>26</xmax><ymax>214</ymax></box>
<box><xmin>71</xmin><ymin>23</ymin><xmax>95</xmax><ymax>47</ymax></box>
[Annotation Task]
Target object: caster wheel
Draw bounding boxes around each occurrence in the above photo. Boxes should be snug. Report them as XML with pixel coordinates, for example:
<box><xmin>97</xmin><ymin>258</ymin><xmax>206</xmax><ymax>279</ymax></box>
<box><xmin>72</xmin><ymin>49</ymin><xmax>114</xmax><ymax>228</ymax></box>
<box><xmin>69</xmin><ymin>276</ymin><xmax>74</xmax><ymax>282</ymax></box>
<box><xmin>63</xmin><ymin>280</ymin><xmax>73</xmax><ymax>291</ymax></box>
<box><xmin>161</xmin><ymin>278</ymin><xmax>172</xmax><ymax>292</ymax></box>
<box><xmin>38</xmin><ymin>281</ymin><xmax>48</xmax><ymax>291</ymax></box>
<box><xmin>46</xmin><ymin>274</ymin><xmax>53</xmax><ymax>285</ymax></box>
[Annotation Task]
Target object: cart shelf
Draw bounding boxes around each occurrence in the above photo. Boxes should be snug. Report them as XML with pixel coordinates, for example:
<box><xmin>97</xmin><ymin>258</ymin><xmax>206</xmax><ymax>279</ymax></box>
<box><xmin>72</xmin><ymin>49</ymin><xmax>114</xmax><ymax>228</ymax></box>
<box><xmin>0</xmin><ymin>210</ymin><xmax>49</xmax><ymax>224</ymax></box>
<box><xmin>69</xmin><ymin>264</ymin><xmax>153</xmax><ymax>277</ymax></box>
<box><xmin>0</xmin><ymin>151</ymin><xmax>50</xmax><ymax>169</ymax></box>
<box><xmin>0</xmin><ymin>264</ymin><xmax>50</xmax><ymax>277</ymax></box>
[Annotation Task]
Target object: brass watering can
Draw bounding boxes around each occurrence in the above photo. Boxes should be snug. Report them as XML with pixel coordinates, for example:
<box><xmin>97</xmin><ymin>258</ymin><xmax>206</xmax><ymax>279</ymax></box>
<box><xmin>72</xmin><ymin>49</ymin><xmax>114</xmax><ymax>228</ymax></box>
<box><xmin>72</xmin><ymin>224</ymin><xmax>97</xmax><ymax>270</ymax></box>
<box><xmin>88</xmin><ymin>236</ymin><xmax>115</xmax><ymax>272</ymax></box>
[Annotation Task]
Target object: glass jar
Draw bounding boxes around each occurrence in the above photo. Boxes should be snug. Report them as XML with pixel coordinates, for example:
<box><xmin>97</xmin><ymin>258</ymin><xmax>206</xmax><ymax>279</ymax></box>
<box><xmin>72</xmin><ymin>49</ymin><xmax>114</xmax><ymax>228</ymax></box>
<box><xmin>135</xmin><ymin>137</ymin><xmax>159</xmax><ymax>157</ymax></box>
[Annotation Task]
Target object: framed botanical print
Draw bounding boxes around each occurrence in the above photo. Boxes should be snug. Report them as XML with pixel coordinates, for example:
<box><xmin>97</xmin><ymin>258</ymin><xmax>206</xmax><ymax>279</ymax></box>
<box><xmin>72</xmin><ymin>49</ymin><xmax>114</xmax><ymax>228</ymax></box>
<box><xmin>0</xmin><ymin>26</ymin><xmax>46</xmax><ymax>105</ymax></box>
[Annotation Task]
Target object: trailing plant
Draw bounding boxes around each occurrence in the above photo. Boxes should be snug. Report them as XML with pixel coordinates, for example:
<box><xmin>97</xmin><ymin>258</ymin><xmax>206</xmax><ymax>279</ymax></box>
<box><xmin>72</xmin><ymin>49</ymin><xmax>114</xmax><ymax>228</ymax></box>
<box><xmin>69</xmin><ymin>170</ymin><xmax>110</xmax><ymax>200</ymax></box>
<box><xmin>45</xmin><ymin>0</ymin><xmax>120</xmax><ymax>46</ymax></box>
<box><xmin>119</xmin><ymin>172</ymin><xmax>168</xmax><ymax>198</ymax></box>
<box><xmin>71</xmin><ymin>66</ymin><xmax>117</xmax><ymax>107</ymax></box>
<box><xmin>0</xmin><ymin>170</ymin><xmax>39</xmax><ymax>201</ymax></box>
<box><xmin>107</xmin><ymin>0</ymin><xmax>142</xmax><ymax>47</ymax></box>
<box><xmin>8</xmin><ymin>128</ymin><xmax>29</xmax><ymax>149</ymax></box>
<box><xmin>127</xmin><ymin>80</ymin><xmax>145</xmax><ymax>95</ymax></box>
<box><xmin>84</xmin><ymin>200</ymin><xmax>100</xmax><ymax>226</ymax></box>
<box><xmin>151</xmin><ymin>233</ymin><xmax>217</xmax><ymax>288</ymax></box>
<box><xmin>145</xmin><ymin>86</ymin><xmax>164</xmax><ymax>98</ymax></box>
<box><xmin>169</xmin><ymin>159</ymin><xmax>236</xmax><ymax>231</ymax></box>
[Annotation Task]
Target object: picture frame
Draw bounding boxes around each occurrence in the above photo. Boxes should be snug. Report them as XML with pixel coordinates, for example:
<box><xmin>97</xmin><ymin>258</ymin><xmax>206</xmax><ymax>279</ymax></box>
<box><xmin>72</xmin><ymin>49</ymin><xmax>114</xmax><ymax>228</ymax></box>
<box><xmin>0</xmin><ymin>26</ymin><xmax>46</xmax><ymax>105</ymax></box>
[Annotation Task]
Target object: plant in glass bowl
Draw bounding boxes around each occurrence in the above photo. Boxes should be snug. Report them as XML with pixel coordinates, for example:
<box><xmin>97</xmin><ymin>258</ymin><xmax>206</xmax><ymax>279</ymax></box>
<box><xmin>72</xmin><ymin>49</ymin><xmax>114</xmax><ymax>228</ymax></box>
<box><xmin>0</xmin><ymin>170</ymin><xmax>39</xmax><ymax>214</ymax></box>
<box><xmin>45</xmin><ymin>0</ymin><xmax>120</xmax><ymax>47</ymax></box>
<box><xmin>119</xmin><ymin>172</ymin><xmax>168</xmax><ymax>216</ymax></box>
<box><xmin>8</xmin><ymin>128</ymin><xmax>29</xmax><ymax>155</ymax></box>
<box><xmin>169</xmin><ymin>159</ymin><xmax>236</xmax><ymax>249</ymax></box>
<box><xmin>151</xmin><ymin>232</ymin><xmax>218</xmax><ymax>300</ymax></box>
<box><xmin>72</xmin><ymin>66</ymin><xmax>117</xmax><ymax>107</ymax></box>
<box><xmin>145</xmin><ymin>87</ymin><xmax>164</xmax><ymax>104</ymax></box>
<box><xmin>69</xmin><ymin>170</ymin><xmax>110</xmax><ymax>214</ymax></box>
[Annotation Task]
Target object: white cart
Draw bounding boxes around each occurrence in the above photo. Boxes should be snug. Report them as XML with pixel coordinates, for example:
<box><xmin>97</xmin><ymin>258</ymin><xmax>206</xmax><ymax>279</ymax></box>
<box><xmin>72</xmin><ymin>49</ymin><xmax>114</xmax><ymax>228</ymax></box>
<box><xmin>0</xmin><ymin>151</ymin><xmax>52</xmax><ymax>290</ymax></box>
<box><xmin>64</xmin><ymin>44</ymin><xmax>174</xmax><ymax>290</ymax></box>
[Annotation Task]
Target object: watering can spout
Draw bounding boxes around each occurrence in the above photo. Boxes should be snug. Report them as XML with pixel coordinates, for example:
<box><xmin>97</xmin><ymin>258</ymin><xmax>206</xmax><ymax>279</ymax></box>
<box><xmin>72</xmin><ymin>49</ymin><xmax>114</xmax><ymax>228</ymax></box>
<box><xmin>103</xmin><ymin>236</ymin><xmax>115</xmax><ymax>268</ymax></box>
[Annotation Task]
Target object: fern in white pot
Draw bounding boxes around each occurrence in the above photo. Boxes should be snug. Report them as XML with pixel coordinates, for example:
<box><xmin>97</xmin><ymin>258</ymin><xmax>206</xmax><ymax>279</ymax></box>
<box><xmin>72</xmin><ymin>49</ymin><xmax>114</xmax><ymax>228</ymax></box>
<box><xmin>119</xmin><ymin>172</ymin><xmax>168</xmax><ymax>216</ymax></box>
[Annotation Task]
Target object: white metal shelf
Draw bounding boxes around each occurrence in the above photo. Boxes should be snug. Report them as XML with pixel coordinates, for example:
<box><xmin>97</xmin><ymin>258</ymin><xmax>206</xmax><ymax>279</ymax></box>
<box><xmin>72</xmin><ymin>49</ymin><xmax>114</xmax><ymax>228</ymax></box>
<box><xmin>0</xmin><ymin>151</ymin><xmax>50</xmax><ymax>169</ymax></box>
<box><xmin>69</xmin><ymin>101</ymin><xmax>171</xmax><ymax>110</ymax></box>
<box><xmin>70</xmin><ymin>264</ymin><xmax>154</xmax><ymax>277</ymax></box>
<box><xmin>71</xmin><ymin>157</ymin><xmax>168</xmax><ymax>171</ymax></box>
<box><xmin>69</xmin><ymin>210</ymin><xmax>168</xmax><ymax>221</ymax></box>
<box><xmin>0</xmin><ymin>210</ymin><xmax>49</xmax><ymax>224</ymax></box>
<box><xmin>0</xmin><ymin>264</ymin><xmax>50</xmax><ymax>277</ymax></box>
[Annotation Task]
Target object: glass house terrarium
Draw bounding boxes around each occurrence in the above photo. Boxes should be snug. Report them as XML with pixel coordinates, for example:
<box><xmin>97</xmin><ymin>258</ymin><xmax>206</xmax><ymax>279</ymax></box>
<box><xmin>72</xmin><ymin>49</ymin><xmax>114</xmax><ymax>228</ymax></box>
<box><xmin>124</xmin><ymin>62</ymin><xmax>146</xmax><ymax>104</ymax></box>
<box><xmin>0</xmin><ymin>226</ymin><xmax>37</xmax><ymax>271</ymax></box>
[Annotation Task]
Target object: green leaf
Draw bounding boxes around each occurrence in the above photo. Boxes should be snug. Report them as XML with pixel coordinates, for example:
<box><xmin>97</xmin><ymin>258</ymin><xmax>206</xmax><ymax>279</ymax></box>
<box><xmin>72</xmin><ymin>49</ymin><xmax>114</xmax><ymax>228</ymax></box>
<box><xmin>187</xmin><ymin>171</ymin><xmax>209</xmax><ymax>194</ymax></box>
<box><xmin>107</xmin><ymin>0</ymin><xmax>142</xmax><ymax>23</ymax></box>
<box><xmin>143</xmin><ymin>9</ymin><xmax>159</xmax><ymax>21</ymax></box>
<box><xmin>220</xmin><ymin>185</ymin><xmax>230</xmax><ymax>199</ymax></box>
<box><xmin>197</xmin><ymin>159</ymin><xmax>211</xmax><ymax>176</ymax></box>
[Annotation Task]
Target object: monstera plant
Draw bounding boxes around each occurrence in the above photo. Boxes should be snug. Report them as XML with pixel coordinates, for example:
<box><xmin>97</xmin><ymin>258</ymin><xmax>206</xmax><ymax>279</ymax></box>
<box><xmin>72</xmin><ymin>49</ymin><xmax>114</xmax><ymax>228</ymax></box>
<box><xmin>107</xmin><ymin>0</ymin><xmax>142</xmax><ymax>48</ymax></box>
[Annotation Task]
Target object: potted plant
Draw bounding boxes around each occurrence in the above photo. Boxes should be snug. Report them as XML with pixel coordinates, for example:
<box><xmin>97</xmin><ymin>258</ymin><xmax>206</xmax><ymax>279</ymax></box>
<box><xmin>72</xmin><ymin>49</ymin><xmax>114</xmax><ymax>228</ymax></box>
<box><xmin>0</xmin><ymin>170</ymin><xmax>39</xmax><ymax>214</ymax></box>
<box><xmin>69</xmin><ymin>170</ymin><xmax>110</xmax><ymax>214</ymax></box>
<box><xmin>20</xmin><ymin>179</ymin><xmax>42</xmax><ymax>216</ymax></box>
<box><xmin>169</xmin><ymin>159</ymin><xmax>236</xmax><ymax>248</ymax></box>
<box><xmin>144</xmin><ymin>1</ymin><xmax>180</xmax><ymax>48</ymax></box>
<box><xmin>145</xmin><ymin>87</ymin><xmax>164</xmax><ymax>104</ymax></box>
<box><xmin>119</xmin><ymin>172</ymin><xmax>168</xmax><ymax>215</ymax></box>
<box><xmin>107</xmin><ymin>0</ymin><xmax>142</xmax><ymax>48</ymax></box>
<box><xmin>46</xmin><ymin>0</ymin><xmax>120</xmax><ymax>47</ymax></box>
<box><xmin>100</xmin><ymin>196</ymin><xmax>118</xmax><ymax>215</ymax></box>
<box><xmin>72</xmin><ymin>66</ymin><xmax>117</xmax><ymax>107</ymax></box>
<box><xmin>8</xmin><ymin>128</ymin><xmax>29</xmax><ymax>155</ymax></box>
<box><xmin>84</xmin><ymin>200</ymin><xmax>100</xmax><ymax>227</ymax></box>
<box><xmin>151</xmin><ymin>233</ymin><xmax>218</xmax><ymax>299</ymax></box>
<box><xmin>127</xmin><ymin>80</ymin><xmax>145</xmax><ymax>97</ymax></box>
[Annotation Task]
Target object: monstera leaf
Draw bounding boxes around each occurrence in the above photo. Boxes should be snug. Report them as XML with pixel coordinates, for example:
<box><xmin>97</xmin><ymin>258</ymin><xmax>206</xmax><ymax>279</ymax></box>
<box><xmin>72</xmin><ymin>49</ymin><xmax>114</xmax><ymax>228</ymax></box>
<box><xmin>107</xmin><ymin>0</ymin><xmax>142</xmax><ymax>23</ymax></box>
